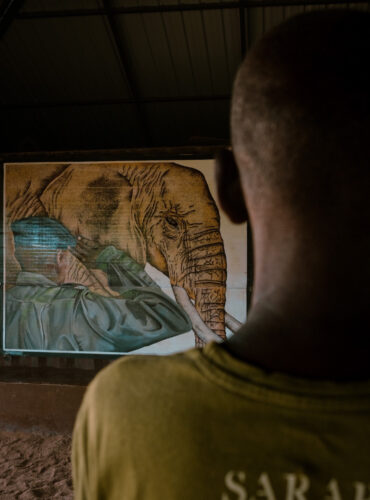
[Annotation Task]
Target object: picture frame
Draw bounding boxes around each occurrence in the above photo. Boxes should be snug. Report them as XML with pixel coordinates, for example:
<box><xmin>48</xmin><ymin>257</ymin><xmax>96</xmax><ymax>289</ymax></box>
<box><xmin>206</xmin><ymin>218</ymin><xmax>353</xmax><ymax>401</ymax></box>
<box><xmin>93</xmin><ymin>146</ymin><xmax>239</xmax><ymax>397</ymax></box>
<box><xmin>1</xmin><ymin>148</ymin><xmax>250</xmax><ymax>359</ymax></box>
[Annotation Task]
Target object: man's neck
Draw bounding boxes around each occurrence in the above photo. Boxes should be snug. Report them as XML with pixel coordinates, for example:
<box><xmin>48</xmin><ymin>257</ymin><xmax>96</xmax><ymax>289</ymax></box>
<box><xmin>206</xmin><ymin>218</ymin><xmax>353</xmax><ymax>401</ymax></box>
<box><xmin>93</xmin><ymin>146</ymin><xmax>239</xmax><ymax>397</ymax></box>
<box><xmin>226</xmin><ymin>230</ymin><xmax>370</xmax><ymax>380</ymax></box>
<box><xmin>226</xmin><ymin>299</ymin><xmax>370</xmax><ymax>380</ymax></box>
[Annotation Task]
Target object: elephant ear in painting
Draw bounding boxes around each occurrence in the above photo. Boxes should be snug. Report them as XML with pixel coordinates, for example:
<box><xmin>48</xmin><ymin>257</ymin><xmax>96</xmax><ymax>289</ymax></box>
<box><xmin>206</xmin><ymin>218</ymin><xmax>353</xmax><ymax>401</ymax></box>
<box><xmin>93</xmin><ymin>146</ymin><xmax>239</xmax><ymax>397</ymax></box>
<box><xmin>39</xmin><ymin>163</ymin><xmax>148</xmax><ymax>266</ymax></box>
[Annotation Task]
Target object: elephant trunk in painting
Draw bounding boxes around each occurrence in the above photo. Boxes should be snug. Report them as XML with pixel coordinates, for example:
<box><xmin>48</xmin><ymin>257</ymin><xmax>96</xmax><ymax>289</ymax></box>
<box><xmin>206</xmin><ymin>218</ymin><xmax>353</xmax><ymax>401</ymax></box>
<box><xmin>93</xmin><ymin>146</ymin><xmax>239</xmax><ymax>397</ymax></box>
<box><xmin>171</xmin><ymin>286</ymin><xmax>222</xmax><ymax>344</ymax></box>
<box><xmin>166</xmin><ymin>230</ymin><xmax>227</xmax><ymax>347</ymax></box>
<box><xmin>193</xmin><ymin>283</ymin><xmax>226</xmax><ymax>347</ymax></box>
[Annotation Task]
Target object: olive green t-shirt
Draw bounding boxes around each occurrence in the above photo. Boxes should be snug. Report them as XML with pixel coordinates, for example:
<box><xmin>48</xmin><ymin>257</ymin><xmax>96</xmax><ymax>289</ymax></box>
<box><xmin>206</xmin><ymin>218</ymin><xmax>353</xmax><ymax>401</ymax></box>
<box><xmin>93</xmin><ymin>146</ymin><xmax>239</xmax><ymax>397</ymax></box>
<box><xmin>72</xmin><ymin>342</ymin><xmax>370</xmax><ymax>500</ymax></box>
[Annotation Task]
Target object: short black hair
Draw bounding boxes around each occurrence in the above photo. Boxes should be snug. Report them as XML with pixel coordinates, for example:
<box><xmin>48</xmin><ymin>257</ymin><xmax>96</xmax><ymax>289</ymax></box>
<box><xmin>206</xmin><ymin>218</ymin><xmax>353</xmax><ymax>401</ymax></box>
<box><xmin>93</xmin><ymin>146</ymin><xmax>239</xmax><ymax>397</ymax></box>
<box><xmin>232</xmin><ymin>10</ymin><xmax>370</xmax><ymax>220</ymax></box>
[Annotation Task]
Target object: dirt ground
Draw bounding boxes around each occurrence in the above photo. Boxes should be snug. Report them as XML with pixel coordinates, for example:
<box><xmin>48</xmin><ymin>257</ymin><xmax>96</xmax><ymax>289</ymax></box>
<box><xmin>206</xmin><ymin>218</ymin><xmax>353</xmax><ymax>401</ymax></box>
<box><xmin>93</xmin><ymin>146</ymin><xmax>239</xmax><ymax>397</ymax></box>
<box><xmin>0</xmin><ymin>425</ymin><xmax>73</xmax><ymax>499</ymax></box>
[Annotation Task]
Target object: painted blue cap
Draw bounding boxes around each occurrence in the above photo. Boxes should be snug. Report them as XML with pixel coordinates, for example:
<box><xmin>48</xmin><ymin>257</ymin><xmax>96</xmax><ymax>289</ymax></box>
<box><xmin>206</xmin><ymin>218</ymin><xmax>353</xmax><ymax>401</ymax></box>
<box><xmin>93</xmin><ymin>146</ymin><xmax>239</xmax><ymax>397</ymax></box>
<box><xmin>11</xmin><ymin>217</ymin><xmax>77</xmax><ymax>249</ymax></box>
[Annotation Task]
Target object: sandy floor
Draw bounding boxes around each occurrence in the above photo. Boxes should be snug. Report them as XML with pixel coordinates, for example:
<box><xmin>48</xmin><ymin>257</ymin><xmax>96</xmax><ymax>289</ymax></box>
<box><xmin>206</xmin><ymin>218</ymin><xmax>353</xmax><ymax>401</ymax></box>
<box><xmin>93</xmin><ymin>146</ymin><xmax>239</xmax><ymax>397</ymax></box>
<box><xmin>0</xmin><ymin>425</ymin><xmax>73</xmax><ymax>499</ymax></box>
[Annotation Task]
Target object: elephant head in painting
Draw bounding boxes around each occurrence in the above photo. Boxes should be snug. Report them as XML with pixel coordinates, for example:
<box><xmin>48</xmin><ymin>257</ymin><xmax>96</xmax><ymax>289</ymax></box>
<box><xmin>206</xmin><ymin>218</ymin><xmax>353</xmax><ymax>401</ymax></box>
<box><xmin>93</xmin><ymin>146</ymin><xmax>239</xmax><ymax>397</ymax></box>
<box><xmin>36</xmin><ymin>163</ymin><xmax>227</xmax><ymax>346</ymax></box>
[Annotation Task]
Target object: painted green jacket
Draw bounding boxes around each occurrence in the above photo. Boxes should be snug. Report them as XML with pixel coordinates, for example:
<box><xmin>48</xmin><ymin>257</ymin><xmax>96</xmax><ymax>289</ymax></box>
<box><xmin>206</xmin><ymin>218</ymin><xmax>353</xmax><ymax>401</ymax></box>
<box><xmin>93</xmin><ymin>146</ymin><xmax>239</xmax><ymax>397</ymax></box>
<box><xmin>5</xmin><ymin>248</ymin><xmax>191</xmax><ymax>353</ymax></box>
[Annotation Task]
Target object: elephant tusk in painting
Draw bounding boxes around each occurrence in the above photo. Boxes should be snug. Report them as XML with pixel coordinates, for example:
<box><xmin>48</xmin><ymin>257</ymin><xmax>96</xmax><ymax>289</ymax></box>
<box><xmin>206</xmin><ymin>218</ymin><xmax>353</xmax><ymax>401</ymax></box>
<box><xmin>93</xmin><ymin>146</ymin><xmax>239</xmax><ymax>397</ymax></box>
<box><xmin>225</xmin><ymin>313</ymin><xmax>243</xmax><ymax>334</ymax></box>
<box><xmin>171</xmin><ymin>286</ymin><xmax>222</xmax><ymax>344</ymax></box>
<box><xmin>4</xmin><ymin>161</ymin><xmax>247</xmax><ymax>355</ymax></box>
<box><xmin>173</xmin><ymin>285</ymin><xmax>242</xmax><ymax>339</ymax></box>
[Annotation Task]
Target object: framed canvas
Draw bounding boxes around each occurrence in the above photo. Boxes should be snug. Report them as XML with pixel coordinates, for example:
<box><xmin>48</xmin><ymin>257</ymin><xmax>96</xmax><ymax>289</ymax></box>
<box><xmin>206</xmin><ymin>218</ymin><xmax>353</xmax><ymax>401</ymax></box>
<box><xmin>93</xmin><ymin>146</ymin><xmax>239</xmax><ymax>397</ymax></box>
<box><xmin>2</xmin><ymin>159</ymin><xmax>247</xmax><ymax>356</ymax></box>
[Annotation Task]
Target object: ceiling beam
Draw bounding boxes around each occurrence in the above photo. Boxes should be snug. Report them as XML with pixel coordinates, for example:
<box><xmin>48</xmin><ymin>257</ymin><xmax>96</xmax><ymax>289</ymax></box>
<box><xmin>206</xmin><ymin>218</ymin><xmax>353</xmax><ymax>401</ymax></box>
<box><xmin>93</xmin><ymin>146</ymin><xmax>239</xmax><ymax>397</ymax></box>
<box><xmin>16</xmin><ymin>1</ymin><xmax>370</xmax><ymax>20</ymax></box>
<box><xmin>1</xmin><ymin>146</ymin><xmax>230</xmax><ymax>163</ymax></box>
<box><xmin>1</xmin><ymin>95</ymin><xmax>231</xmax><ymax>110</ymax></box>
<box><xmin>0</xmin><ymin>0</ymin><xmax>24</xmax><ymax>38</ymax></box>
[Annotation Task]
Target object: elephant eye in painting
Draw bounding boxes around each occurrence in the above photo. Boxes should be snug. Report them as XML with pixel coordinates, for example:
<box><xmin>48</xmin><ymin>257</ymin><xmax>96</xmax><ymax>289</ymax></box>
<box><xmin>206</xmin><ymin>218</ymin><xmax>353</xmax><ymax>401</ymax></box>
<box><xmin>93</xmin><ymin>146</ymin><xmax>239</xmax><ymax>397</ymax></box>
<box><xmin>165</xmin><ymin>216</ymin><xmax>179</xmax><ymax>229</ymax></box>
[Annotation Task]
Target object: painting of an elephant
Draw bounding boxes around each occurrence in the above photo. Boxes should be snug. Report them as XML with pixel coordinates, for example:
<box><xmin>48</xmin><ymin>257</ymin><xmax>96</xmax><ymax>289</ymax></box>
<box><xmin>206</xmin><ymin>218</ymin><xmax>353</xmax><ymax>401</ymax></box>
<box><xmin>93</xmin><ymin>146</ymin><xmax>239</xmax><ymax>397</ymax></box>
<box><xmin>5</xmin><ymin>162</ymin><xmax>235</xmax><ymax>348</ymax></box>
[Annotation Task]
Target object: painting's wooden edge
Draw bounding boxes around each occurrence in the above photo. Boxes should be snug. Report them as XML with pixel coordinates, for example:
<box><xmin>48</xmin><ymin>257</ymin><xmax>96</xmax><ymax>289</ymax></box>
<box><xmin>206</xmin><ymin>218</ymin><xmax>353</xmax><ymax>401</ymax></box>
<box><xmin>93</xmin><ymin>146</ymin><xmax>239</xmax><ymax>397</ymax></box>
<box><xmin>0</xmin><ymin>145</ymin><xmax>229</xmax><ymax>163</ymax></box>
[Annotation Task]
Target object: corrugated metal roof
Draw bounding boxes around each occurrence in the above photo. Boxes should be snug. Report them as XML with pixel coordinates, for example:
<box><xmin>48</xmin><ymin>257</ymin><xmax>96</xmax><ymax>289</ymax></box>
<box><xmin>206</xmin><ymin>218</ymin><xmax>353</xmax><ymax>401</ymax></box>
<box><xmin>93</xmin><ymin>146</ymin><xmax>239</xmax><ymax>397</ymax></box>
<box><xmin>113</xmin><ymin>8</ymin><xmax>240</xmax><ymax>98</ymax></box>
<box><xmin>0</xmin><ymin>0</ymin><xmax>369</xmax><ymax>152</ymax></box>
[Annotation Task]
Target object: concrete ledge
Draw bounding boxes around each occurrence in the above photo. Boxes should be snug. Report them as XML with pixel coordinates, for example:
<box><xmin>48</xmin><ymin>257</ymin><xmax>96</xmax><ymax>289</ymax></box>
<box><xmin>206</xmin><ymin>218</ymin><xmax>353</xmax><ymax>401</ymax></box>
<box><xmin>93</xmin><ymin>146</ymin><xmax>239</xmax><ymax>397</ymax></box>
<box><xmin>0</xmin><ymin>365</ymin><xmax>99</xmax><ymax>385</ymax></box>
<box><xmin>0</xmin><ymin>381</ymin><xmax>87</xmax><ymax>432</ymax></box>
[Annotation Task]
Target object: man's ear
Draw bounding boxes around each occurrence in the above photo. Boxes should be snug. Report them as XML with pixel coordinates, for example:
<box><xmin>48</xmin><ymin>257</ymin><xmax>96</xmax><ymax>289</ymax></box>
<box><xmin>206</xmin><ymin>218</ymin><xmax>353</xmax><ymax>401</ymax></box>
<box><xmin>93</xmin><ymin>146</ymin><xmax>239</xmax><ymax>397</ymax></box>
<box><xmin>56</xmin><ymin>249</ymin><xmax>64</xmax><ymax>267</ymax></box>
<box><xmin>215</xmin><ymin>149</ymin><xmax>248</xmax><ymax>224</ymax></box>
<box><xmin>56</xmin><ymin>249</ymin><xmax>71</xmax><ymax>269</ymax></box>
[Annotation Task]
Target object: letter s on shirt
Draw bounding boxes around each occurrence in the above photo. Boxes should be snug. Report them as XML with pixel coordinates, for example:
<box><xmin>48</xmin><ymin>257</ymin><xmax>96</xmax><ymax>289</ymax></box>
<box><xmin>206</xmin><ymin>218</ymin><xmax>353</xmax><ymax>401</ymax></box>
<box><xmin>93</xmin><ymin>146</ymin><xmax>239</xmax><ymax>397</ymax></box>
<box><xmin>222</xmin><ymin>470</ymin><xmax>247</xmax><ymax>500</ymax></box>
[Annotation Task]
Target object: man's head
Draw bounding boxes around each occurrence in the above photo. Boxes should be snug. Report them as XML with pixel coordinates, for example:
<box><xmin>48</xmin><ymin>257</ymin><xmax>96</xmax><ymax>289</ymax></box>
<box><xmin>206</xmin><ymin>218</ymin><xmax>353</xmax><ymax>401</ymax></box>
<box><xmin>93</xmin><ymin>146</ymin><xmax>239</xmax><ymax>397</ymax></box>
<box><xmin>218</xmin><ymin>10</ymin><xmax>369</xmax><ymax>233</ymax></box>
<box><xmin>12</xmin><ymin>217</ymin><xmax>77</xmax><ymax>282</ymax></box>
<box><xmin>217</xmin><ymin>10</ymin><xmax>370</xmax><ymax>321</ymax></box>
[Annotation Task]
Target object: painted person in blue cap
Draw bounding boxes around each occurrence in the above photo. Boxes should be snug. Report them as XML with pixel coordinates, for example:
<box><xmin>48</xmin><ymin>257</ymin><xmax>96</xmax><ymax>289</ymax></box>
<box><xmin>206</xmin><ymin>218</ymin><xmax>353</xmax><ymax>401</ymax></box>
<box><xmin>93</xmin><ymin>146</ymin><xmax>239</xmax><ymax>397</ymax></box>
<box><xmin>6</xmin><ymin>217</ymin><xmax>191</xmax><ymax>352</ymax></box>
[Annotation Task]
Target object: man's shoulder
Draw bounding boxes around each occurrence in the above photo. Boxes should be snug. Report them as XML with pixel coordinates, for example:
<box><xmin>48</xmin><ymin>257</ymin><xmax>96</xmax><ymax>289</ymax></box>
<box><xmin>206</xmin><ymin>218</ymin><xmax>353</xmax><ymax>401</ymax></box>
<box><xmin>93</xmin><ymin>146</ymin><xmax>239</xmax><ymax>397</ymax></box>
<box><xmin>84</xmin><ymin>349</ymin><xmax>203</xmax><ymax>412</ymax></box>
<box><xmin>94</xmin><ymin>349</ymin><xmax>199</xmax><ymax>389</ymax></box>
